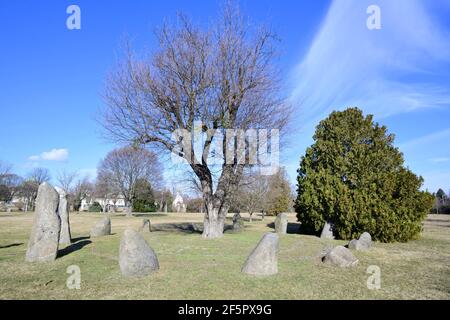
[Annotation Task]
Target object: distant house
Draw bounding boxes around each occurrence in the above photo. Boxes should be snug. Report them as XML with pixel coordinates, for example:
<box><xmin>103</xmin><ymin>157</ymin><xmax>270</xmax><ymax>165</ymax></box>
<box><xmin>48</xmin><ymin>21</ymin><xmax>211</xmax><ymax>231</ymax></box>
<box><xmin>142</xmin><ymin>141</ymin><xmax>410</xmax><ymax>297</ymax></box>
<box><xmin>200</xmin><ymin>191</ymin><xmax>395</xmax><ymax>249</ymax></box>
<box><xmin>80</xmin><ymin>195</ymin><xmax>126</xmax><ymax>212</ymax></box>
<box><xmin>172</xmin><ymin>192</ymin><xmax>186</xmax><ymax>213</ymax></box>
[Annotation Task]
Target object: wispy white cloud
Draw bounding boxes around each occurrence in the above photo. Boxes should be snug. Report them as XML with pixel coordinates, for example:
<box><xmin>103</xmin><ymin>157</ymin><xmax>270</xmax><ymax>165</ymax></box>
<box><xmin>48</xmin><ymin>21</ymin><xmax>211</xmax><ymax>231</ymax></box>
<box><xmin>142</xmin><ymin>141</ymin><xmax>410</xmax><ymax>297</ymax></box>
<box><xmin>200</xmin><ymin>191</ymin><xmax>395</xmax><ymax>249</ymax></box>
<box><xmin>399</xmin><ymin>128</ymin><xmax>450</xmax><ymax>151</ymax></box>
<box><xmin>429</xmin><ymin>157</ymin><xmax>450</xmax><ymax>163</ymax></box>
<box><xmin>290</xmin><ymin>0</ymin><xmax>450</xmax><ymax>127</ymax></box>
<box><xmin>28</xmin><ymin>148</ymin><xmax>69</xmax><ymax>162</ymax></box>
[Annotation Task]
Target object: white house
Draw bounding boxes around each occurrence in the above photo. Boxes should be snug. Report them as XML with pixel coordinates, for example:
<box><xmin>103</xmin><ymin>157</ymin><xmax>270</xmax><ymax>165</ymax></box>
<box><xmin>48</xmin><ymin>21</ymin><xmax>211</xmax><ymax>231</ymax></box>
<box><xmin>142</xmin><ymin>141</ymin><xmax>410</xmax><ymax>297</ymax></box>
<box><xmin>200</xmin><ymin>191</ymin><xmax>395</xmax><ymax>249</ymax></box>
<box><xmin>80</xmin><ymin>195</ymin><xmax>126</xmax><ymax>212</ymax></box>
<box><xmin>172</xmin><ymin>192</ymin><xmax>186</xmax><ymax>213</ymax></box>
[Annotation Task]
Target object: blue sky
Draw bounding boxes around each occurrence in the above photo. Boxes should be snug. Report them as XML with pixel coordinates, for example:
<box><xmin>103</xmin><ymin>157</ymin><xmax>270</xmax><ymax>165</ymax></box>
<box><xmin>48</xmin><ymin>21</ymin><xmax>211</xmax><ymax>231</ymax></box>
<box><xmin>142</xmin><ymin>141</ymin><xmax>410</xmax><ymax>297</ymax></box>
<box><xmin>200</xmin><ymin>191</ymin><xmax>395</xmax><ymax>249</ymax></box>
<box><xmin>0</xmin><ymin>0</ymin><xmax>449</xmax><ymax>193</ymax></box>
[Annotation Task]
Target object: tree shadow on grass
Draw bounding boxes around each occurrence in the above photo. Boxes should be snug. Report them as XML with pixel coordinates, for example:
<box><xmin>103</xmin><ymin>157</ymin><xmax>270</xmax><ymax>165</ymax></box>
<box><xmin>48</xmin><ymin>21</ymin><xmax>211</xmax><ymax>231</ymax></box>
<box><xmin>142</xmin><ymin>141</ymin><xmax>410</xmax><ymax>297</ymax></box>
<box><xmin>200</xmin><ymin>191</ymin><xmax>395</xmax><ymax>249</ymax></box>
<box><xmin>128</xmin><ymin>213</ymin><xmax>169</xmax><ymax>218</ymax></box>
<box><xmin>150</xmin><ymin>222</ymin><xmax>236</xmax><ymax>234</ymax></box>
<box><xmin>57</xmin><ymin>240</ymin><xmax>92</xmax><ymax>258</ymax></box>
<box><xmin>71</xmin><ymin>236</ymin><xmax>90</xmax><ymax>242</ymax></box>
<box><xmin>266</xmin><ymin>222</ymin><xmax>302</xmax><ymax>234</ymax></box>
<box><xmin>0</xmin><ymin>243</ymin><xmax>23</xmax><ymax>249</ymax></box>
<box><xmin>151</xmin><ymin>222</ymin><xmax>203</xmax><ymax>234</ymax></box>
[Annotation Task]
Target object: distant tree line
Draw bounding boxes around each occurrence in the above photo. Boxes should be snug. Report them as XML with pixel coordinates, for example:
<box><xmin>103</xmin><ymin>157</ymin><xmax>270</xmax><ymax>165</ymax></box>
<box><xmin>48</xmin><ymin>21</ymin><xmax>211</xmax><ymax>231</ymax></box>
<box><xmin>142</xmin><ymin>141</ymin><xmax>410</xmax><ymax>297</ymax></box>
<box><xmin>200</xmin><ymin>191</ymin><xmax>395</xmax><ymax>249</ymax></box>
<box><xmin>0</xmin><ymin>146</ymin><xmax>165</xmax><ymax>214</ymax></box>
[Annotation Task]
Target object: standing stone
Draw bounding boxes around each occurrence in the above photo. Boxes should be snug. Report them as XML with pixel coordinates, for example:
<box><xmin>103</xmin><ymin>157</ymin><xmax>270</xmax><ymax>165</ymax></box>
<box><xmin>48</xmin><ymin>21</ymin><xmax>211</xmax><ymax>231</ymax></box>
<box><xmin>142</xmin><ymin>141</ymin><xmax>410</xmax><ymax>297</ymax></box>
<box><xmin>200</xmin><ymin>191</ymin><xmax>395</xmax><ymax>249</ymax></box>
<box><xmin>57</xmin><ymin>191</ymin><xmax>72</xmax><ymax>246</ymax></box>
<box><xmin>348</xmin><ymin>232</ymin><xmax>372</xmax><ymax>251</ymax></box>
<box><xmin>323</xmin><ymin>245</ymin><xmax>358</xmax><ymax>267</ymax></box>
<box><xmin>125</xmin><ymin>205</ymin><xmax>133</xmax><ymax>217</ymax></box>
<box><xmin>119</xmin><ymin>228</ymin><xmax>159</xmax><ymax>277</ymax></box>
<box><xmin>320</xmin><ymin>221</ymin><xmax>335</xmax><ymax>239</ymax></box>
<box><xmin>140</xmin><ymin>219</ymin><xmax>152</xmax><ymax>233</ymax></box>
<box><xmin>358</xmin><ymin>232</ymin><xmax>372</xmax><ymax>248</ymax></box>
<box><xmin>25</xmin><ymin>183</ymin><xmax>61</xmax><ymax>263</ymax></box>
<box><xmin>241</xmin><ymin>233</ymin><xmax>279</xmax><ymax>276</ymax></box>
<box><xmin>90</xmin><ymin>216</ymin><xmax>111</xmax><ymax>237</ymax></box>
<box><xmin>274</xmin><ymin>213</ymin><xmax>288</xmax><ymax>234</ymax></box>
<box><xmin>232</xmin><ymin>212</ymin><xmax>244</xmax><ymax>232</ymax></box>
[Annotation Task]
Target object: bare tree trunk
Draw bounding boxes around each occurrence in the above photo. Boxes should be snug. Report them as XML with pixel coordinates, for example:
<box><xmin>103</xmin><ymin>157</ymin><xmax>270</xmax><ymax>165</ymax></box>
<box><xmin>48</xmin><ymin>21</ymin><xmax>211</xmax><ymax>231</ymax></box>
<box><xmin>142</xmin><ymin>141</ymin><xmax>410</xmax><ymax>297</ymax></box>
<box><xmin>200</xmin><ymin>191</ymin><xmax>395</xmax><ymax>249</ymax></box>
<box><xmin>202</xmin><ymin>200</ymin><xmax>228</xmax><ymax>239</ymax></box>
<box><xmin>125</xmin><ymin>200</ymin><xmax>132</xmax><ymax>217</ymax></box>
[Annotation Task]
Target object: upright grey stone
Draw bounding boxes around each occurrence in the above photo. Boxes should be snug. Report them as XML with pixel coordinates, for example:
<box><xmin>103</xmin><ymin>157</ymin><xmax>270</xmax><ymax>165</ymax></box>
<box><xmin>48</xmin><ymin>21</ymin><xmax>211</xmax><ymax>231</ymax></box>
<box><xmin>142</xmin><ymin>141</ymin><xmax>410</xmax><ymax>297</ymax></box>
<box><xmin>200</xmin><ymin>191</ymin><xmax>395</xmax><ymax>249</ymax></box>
<box><xmin>57</xmin><ymin>191</ymin><xmax>71</xmax><ymax>246</ymax></box>
<box><xmin>274</xmin><ymin>213</ymin><xmax>288</xmax><ymax>234</ymax></box>
<box><xmin>119</xmin><ymin>228</ymin><xmax>159</xmax><ymax>277</ymax></box>
<box><xmin>140</xmin><ymin>219</ymin><xmax>152</xmax><ymax>233</ymax></box>
<box><xmin>348</xmin><ymin>232</ymin><xmax>372</xmax><ymax>251</ymax></box>
<box><xmin>232</xmin><ymin>212</ymin><xmax>244</xmax><ymax>232</ymax></box>
<box><xmin>241</xmin><ymin>233</ymin><xmax>279</xmax><ymax>276</ymax></box>
<box><xmin>323</xmin><ymin>245</ymin><xmax>358</xmax><ymax>267</ymax></box>
<box><xmin>320</xmin><ymin>221</ymin><xmax>335</xmax><ymax>239</ymax></box>
<box><xmin>90</xmin><ymin>216</ymin><xmax>111</xmax><ymax>237</ymax></box>
<box><xmin>25</xmin><ymin>183</ymin><xmax>61</xmax><ymax>263</ymax></box>
<box><xmin>359</xmin><ymin>232</ymin><xmax>372</xmax><ymax>248</ymax></box>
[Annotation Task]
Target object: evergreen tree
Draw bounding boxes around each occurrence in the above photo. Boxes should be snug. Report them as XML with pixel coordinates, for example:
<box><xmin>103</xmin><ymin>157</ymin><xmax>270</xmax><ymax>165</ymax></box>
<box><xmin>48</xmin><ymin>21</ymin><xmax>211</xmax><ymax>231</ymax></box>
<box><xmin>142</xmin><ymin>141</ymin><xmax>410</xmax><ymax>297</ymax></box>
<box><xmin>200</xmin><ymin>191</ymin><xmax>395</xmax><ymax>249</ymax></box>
<box><xmin>294</xmin><ymin>108</ymin><xmax>434</xmax><ymax>242</ymax></box>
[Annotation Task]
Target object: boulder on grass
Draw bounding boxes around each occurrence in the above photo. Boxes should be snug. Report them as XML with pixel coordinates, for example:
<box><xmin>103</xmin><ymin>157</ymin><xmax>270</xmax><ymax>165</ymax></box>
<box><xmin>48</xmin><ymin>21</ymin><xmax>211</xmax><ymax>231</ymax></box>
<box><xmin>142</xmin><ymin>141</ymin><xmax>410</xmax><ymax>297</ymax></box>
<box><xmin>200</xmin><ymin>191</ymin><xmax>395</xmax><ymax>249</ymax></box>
<box><xmin>25</xmin><ymin>183</ymin><xmax>61</xmax><ymax>263</ymax></box>
<box><xmin>348</xmin><ymin>232</ymin><xmax>372</xmax><ymax>251</ymax></box>
<box><xmin>241</xmin><ymin>233</ymin><xmax>279</xmax><ymax>276</ymax></box>
<box><xmin>119</xmin><ymin>228</ymin><xmax>159</xmax><ymax>277</ymax></box>
<box><xmin>322</xmin><ymin>245</ymin><xmax>358</xmax><ymax>267</ymax></box>
<box><xmin>90</xmin><ymin>216</ymin><xmax>111</xmax><ymax>237</ymax></box>
<box><xmin>358</xmin><ymin>232</ymin><xmax>372</xmax><ymax>249</ymax></box>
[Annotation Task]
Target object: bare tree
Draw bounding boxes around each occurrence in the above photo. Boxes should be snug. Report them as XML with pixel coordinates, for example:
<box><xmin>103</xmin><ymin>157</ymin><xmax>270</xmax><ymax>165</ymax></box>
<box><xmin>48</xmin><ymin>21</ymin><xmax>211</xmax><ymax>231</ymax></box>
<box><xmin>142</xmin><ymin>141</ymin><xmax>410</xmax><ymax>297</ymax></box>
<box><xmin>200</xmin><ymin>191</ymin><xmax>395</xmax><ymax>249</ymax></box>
<box><xmin>0</xmin><ymin>173</ymin><xmax>23</xmax><ymax>203</ymax></box>
<box><xmin>72</xmin><ymin>176</ymin><xmax>94</xmax><ymax>211</ymax></box>
<box><xmin>97</xmin><ymin>146</ymin><xmax>162</xmax><ymax>215</ymax></box>
<box><xmin>57</xmin><ymin>170</ymin><xmax>78</xmax><ymax>194</ymax></box>
<box><xmin>17</xmin><ymin>168</ymin><xmax>52</xmax><ymax>211</ymax></box>
<box><xmin>28</xmin><ymin>168</ymin><xmax>51</xmax><ymax>185</ymax></box>
<box><xmin>235</xmin><ymin>170</ymin><xmax>269</xmax><ymax>222</ymax></box>
<box><xmin>94</xmin><ymin>171</ymin><xmax>116</xmax><ymax>213</ymax></box>
<box><xmin>18</xmin><ymin>180</ymin><xmax>38</xmax><ymax>212</ymax></box>
<box><xmin>0</xmin><ymin>160</ymin><xmax>13</xmax><ymax>180</ymax></box>
<box><xmin>101</xmin><ymin>4</ymin><xmax>290</xmax><ymax>238</ymax></box>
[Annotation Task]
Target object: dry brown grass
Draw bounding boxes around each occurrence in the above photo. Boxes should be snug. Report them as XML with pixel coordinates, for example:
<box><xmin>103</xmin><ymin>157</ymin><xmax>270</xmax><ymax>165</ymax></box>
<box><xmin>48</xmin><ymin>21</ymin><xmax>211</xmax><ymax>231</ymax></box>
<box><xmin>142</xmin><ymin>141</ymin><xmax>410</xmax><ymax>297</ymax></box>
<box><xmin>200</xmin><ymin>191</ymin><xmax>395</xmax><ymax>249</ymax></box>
<box><xmin>0</xmin><ymin>212</ymin><xmax>449</xmax><ymax>299</ymax></box>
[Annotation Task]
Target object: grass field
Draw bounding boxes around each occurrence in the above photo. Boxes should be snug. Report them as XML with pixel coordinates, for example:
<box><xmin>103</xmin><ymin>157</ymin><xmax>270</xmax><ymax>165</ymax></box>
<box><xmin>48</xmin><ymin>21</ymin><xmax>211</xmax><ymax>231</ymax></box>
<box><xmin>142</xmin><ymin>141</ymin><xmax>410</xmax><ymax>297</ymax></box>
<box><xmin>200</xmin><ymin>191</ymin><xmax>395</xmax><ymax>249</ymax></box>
<box><xmin>0</xmin><ymin>212</ymin><xmax>449</xmax><ymax>300</ymax></box>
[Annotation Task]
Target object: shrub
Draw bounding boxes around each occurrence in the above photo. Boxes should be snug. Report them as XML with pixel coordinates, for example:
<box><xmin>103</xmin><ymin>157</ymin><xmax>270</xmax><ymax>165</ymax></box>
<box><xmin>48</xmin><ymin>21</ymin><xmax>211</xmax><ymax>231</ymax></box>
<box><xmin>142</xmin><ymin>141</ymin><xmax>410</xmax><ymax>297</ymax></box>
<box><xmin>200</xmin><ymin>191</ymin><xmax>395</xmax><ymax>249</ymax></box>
<box><xmin>294</xmin><ymin>108</ymin><xmax>434</xmax><ymax>242</ymax></box>
<box><xmin>89</xmin><ymin>202</ymin><xmax>102</xmax><ymax>212</ymax></box>
<box><xmin>132</xmin><ymin>199</ymin><xmax>157</xmax><ymax>213</ymax></box>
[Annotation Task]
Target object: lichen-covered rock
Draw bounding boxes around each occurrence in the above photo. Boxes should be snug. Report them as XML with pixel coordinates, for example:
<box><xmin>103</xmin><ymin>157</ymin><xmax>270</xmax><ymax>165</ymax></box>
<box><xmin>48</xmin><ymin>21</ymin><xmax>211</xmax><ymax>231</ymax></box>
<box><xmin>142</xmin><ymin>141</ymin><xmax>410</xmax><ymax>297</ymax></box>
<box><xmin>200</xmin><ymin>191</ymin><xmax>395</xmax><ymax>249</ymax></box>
<box><xmin>119</xmin><ymin>228</ymin><xmax>159</xmax><ymax>277</ymax></box>
<box><xmin>57</xmin><ymin>191</ymin><xmax>71</xmax><ymax>245</ymax></box>
<box><xmin>90</xmin><ymin>216</ymin><xmax>111</xmax><ymax>237</ymax></box>
<box><xmin>323</xmin><ymin>245</ymin><xmax>358</xmax><ymax>267</ymax></box>
<box><xmin>320</xmin><ymin>221</ymin><xmax>335</xmax><ymax>239</ymax></box>
<box><xmin>241</xmin><ymin>233</ymin><xmax>279</xmax><ymax>276</ymax></box>
<box><xmin>25</xmin><ymin>183</ymin><xmax>61</xmax><ymax>263</ymax></box>
<box><xmin>348</xmin><ymin>232</ymin><xmax>372</xmax><ymax>251</ymax></box>
<box><xmin>274</xmin><ymin>213</ymin><xmax>288</xmax><ymax>234</ymax></box>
